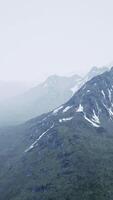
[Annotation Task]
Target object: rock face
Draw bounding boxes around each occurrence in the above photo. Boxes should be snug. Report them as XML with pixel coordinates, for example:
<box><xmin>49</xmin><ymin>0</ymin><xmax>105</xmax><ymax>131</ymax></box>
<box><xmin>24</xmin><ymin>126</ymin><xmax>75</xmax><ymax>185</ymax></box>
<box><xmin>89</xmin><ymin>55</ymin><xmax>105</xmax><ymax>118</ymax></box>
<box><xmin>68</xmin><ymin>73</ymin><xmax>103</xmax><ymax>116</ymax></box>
<box><xmin>0</xmin><ymin>67</ymin><xmax>113</xmax><ymax>200</ymax></box>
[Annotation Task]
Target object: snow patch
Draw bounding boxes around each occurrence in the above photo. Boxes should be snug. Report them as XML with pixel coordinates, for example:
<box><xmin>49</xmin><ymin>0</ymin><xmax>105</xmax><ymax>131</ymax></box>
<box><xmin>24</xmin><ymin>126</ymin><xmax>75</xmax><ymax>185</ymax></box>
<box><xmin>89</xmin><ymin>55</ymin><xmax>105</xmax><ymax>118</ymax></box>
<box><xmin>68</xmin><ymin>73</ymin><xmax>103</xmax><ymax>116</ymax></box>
<box><xmin>63</xmin><ymin>106</ymin><xmax>72</xmax><ymax>113</ymax></box>
<box><xmin>87</xmin><ymin>90</ymin><xmax>90</xmax><ymax>93</ymax></box>
<box><xmin>76</xmin><ymin>104</ymin><xmax>84</xmax><ymax>112</ymax></box>
<box><xmin>101</xmin><ymin>90</ymin><xmax>106</xmax><ymax>98</ymax></box>
<box><xmin>59</xmin><ymin>117</ymin><xmax>73</xmax><ymax>123</ymax></box>
<box><xmin>53</xmin><ymin>106</ymin><xmax>63</xmax><ymax>114</ymax></box>
<box><xmin>92</xmin><ymin>110</ymin><xmax>100</xmax><ymax>124</ymax></box>
<box><xmin>84</xmin><ymin>115</ymin><xmax>100</xmax><ymax>127</ymax></box>
<box><xmin>108</xmin><ymin>89</ymin><xmax>112</xmax><ymax>101</ymax></box>
<box><xmin>25</xmin><ymin>124</ymin><xmax>54</xmax><ymax>153</ymax></box>
<box><xmin>103</xmin><ymin>103</ymin><xmax>113</xmax><ymax>118</ymax></box>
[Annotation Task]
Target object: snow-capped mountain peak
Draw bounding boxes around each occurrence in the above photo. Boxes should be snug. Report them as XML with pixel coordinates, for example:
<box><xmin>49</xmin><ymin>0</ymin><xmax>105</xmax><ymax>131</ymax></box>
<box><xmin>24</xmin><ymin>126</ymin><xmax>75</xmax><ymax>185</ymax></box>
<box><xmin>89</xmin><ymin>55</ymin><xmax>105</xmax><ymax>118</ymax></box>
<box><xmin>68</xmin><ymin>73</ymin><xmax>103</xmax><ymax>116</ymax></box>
<box><xmin>71</xmin><ymin>66</ymin><xmax>109</xmax><ymax>95</ymax></box>
<box><xmin>23</xmin><ymin>67</ymin><xmax>113</xmax><ymax>155</ymax></box>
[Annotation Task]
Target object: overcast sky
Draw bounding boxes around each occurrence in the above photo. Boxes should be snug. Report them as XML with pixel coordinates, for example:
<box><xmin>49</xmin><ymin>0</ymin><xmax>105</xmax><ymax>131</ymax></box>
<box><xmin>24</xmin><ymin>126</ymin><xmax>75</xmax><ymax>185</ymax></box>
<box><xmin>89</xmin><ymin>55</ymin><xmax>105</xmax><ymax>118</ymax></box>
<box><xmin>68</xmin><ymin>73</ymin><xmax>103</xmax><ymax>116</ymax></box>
<box><xmin>0</xmin><ymin>0</ymin><xmax>113</xmax><ymax>81</ymax></box>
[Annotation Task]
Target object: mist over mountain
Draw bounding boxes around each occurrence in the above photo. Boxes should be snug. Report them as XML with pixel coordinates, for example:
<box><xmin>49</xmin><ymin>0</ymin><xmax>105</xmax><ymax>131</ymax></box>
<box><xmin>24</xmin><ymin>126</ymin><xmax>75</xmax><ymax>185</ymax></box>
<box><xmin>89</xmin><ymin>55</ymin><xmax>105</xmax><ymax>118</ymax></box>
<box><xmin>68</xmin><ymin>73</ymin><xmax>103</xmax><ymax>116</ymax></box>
<box><xmin>0</xmin><ymin>66</ymin><xmax>108</xmax><ymax>126</ymax></box>
<box><xmin>0</xmin><ymin>67</ymin><xmax>113</xmax><ymax>199</ymax></box>
<box><xmin>1</xmin><ymin>0</ymin><xmax>113</xmax><ymax>199</ymax></box>
<box><xmin>0</xmin><ymin>81</ymin><xmax>36</xmax><ymax>102</ymax></box>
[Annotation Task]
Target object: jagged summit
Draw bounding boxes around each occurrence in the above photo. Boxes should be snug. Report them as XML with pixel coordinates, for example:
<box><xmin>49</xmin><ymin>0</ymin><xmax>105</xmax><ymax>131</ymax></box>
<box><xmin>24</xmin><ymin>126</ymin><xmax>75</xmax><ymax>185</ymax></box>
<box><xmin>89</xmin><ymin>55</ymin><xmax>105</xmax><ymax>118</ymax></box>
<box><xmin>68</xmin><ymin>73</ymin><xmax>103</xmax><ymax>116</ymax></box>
<box><xmin>87</xmin><ymin>66</ymin><xmax>108</xmax><ymax>80</ymax></box>
<box><xmin>39</xmin><ymin>67</ymin><xmax>113</xmax><ymax>130</ymax></box>
<box><xmin>70</xmin><ymin>66</ymin><xmax>108</xmax><ymax>94</ymax></box>
<box><xmin>43</xmin><ymin>73</ymin><xmax>81</xmax><ymax>88</ymax></box>
<box><xmin>50</xmin><ymin>67</ymin><xmax>113</xmax><ymax>128</ymax></box>
<box><xmin>67</xmin><ymin>68</ymin><xmax>113</xmax><ymax>127</ymax></box>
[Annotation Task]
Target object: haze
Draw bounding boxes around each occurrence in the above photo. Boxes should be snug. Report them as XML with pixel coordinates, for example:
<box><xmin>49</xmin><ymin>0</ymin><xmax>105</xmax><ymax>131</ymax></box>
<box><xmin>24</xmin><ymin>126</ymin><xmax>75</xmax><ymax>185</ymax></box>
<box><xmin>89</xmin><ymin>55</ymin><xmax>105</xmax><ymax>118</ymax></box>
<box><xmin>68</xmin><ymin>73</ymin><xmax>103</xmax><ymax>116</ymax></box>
<box><xmin>0</xmin><ymin>0</ymin><xmax>113</xmax><ymax>81</ymax></box>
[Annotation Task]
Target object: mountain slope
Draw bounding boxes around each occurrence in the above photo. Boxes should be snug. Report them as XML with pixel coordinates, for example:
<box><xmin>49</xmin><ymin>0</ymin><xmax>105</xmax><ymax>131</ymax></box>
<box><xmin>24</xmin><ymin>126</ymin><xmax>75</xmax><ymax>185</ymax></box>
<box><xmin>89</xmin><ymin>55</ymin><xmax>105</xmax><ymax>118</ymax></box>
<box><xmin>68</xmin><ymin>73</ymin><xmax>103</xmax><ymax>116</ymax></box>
<box><xmin>71</xmin><ymin>66</ymin><xmax>108</xmax><ymax>94</ymax></box>
<box><xmin>0</xmin><ymin>74</ymin><xmax>81</xmax><ymax>126</ymax></box>
<box><xmin>0</xmin><ymin>68</ymin><xmax>113</xmax><ymax>199</ymax></box>
<box><xmin>0</xmin><ymin>67</ymin><xmax>108</xmax><ymax>126</ymax></box>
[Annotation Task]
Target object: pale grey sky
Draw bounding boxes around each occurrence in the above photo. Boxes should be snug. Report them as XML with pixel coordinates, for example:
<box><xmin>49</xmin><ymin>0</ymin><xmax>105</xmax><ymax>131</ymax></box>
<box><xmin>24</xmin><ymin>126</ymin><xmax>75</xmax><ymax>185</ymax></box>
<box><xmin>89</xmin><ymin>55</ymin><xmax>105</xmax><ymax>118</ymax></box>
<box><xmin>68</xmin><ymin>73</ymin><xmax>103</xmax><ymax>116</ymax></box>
<box><xmin>0</xmin><ymin>0</ymin><xmax>113</xmax><ymax>81</ymax></box>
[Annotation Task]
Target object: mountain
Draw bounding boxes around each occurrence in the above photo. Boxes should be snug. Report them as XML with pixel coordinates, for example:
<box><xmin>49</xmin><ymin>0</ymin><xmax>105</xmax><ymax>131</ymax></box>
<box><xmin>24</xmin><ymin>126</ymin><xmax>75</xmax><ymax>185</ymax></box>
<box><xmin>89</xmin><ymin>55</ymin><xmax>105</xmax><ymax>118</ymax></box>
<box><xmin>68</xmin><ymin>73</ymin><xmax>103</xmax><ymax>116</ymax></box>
<box><xmin>71</xmin><ymin>66</ymin><xmax>108</xmax><ymax>94</ymax></box>
<box><xmin>0</xmin><ymin>74</ymin><xmax>81</xmax><ymax>125</ymax></box>
<box><xmin>85</xmin><ymin>66</ymin><xmax>109</xmax><ymax>80</ymax></box>
<box><xmin>0</xmin><ymin>67</ymin><xmax>108</xmax><ymax>126</ymax></box>
<box><xmin>0</xmin><ymin>67</ymin><xmax>113</xmax><ymax>199</ymax></box>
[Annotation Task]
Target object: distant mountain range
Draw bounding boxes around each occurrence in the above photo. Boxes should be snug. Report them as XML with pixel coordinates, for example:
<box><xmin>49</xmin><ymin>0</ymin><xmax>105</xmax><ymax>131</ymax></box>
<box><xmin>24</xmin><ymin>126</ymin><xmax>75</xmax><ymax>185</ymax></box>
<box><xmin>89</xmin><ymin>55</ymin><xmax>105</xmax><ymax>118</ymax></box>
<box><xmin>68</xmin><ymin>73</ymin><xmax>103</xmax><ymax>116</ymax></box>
<box><xmin>0</xmin><ymin>66</ymin><xmax>108</xmax><ymax>126</ymax></box>
<box><xmin>0</xmin><ymin>67</ymin><xmax>113</xmax><ymax>199</ymax></box>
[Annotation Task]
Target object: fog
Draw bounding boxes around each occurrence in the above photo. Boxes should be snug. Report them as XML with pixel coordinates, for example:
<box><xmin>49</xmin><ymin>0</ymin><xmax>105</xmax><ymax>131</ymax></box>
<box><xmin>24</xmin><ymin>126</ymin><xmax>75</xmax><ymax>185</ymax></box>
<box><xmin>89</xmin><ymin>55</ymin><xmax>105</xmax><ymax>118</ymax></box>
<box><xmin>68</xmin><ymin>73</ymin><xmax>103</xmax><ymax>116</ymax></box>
<box><xmin>0</xmin><ymin>66</ymin><xmax>108</xmax><ymax>126</ymax></box>
<box><xmin>0</xmin><ymin>0</ymin><xmax>113</xmax><ymax>125</ymax></box>
<box><xmin>0</xmin><ymin>0</ymin><xmax>113</xmax><ymax>82</ymax></box>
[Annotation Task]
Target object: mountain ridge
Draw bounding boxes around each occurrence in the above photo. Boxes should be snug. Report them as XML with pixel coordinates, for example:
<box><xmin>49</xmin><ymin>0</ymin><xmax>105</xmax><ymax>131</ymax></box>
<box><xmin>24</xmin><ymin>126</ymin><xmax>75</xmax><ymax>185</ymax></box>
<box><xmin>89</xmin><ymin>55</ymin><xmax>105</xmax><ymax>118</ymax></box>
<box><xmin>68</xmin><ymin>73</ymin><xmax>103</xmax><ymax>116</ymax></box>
<box><xmin>0</xmin><ymin>66</ymin><xmax>109</xmax><ymax>126</ymax></box>
<box><xmin>1</xmin><ymin>67</ymin><xmax>113</xmax><ymax>199</ymax></box>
